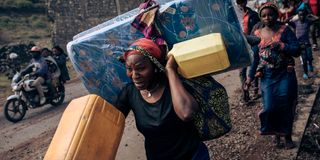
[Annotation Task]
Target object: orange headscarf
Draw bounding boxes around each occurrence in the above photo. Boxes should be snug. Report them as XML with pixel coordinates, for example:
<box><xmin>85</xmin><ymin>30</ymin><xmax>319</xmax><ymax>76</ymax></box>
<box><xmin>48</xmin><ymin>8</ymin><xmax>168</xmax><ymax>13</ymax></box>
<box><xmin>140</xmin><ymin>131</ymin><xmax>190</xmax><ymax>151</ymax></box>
<box><xmin>124</xmin><ymin>38</ymin><xmax>165</xmax><ymax>71</ymax></box>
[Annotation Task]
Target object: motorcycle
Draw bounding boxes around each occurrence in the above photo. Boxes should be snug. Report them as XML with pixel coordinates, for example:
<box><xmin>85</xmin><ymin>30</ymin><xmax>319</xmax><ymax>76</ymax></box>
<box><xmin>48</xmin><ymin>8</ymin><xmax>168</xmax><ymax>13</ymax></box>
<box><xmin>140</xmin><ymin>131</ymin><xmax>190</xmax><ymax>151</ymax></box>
<box><xmin>3</xmin><ymin>72</ymin><xmax>65</xmax><ymax>123</ymax></box>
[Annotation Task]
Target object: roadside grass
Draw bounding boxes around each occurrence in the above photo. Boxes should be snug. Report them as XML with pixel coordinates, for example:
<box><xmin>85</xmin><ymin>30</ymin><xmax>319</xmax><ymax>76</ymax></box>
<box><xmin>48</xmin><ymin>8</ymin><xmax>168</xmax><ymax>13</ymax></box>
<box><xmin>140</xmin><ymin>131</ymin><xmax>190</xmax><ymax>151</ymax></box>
<box><xmin>0</xmin><ymin>74</ymin><xmax>11</xmax><ymax>104</ymax></box>
<box><xmin>0</xmin><ymin>74</ymin><xmax>10</xmax><ymax>90</ymax></box>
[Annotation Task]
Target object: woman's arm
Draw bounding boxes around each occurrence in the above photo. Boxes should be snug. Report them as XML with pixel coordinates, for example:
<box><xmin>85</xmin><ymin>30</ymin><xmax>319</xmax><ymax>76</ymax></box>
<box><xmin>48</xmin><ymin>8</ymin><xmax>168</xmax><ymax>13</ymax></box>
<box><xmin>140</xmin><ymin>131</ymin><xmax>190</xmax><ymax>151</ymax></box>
<box><xmin>248</xmin><ymin>45</ymin><xmax>260</xmax><ymax>81</ymax></box>
<box><xmin>115</xmin><ymin>85</ymin><xmax>132</xmax><ymax>118</ymax></box>
<box><xmin>165</xmin><ymin>55</ymin><xmax>199</xmax><ymax>122</ymax></box>
<box><xmin>280</xmin><ymin>27</ymin><xmax>300</xmax><ymax>57</ymax></box>
<box><xmin>55</xmin><ymin>54</ymin><xmax>67</xmax><ymax>66</ymax></box>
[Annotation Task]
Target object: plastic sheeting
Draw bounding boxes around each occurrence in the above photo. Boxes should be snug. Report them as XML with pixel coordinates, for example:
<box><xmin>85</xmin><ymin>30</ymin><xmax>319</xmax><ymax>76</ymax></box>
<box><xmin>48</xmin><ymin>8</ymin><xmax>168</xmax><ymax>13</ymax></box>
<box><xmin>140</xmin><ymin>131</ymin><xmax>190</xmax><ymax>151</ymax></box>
<box><xmin>67</xmin><ymin>0</ymin><xmax>252</xmax><ymax>105</ymax></box>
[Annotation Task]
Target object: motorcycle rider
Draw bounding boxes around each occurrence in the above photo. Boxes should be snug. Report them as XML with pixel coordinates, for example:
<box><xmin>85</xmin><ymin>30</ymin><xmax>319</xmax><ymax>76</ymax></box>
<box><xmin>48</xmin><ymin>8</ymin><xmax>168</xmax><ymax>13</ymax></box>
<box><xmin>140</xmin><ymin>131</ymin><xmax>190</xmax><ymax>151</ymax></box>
<box><xmin>21</xmin><ymin>46</ymin><xmax>49</xmax><ymax>105</ymax></box>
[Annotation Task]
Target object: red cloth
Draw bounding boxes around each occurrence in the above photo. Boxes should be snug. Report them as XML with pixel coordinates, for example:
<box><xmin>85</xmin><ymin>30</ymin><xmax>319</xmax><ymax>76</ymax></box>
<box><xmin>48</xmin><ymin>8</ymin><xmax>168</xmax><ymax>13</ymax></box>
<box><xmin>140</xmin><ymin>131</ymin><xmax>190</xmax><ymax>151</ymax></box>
<box><xmin>279</xmin><ymin>7</ymin><xmax>294</xmax><ymax>23</ymax></box>
<box><xmin>124</xmin><ymin>38</ymin><xmax>163</xmax><ymax>61</ymax></box>
<box><xmin>242</xmin><ymin>11</ymin><xmax>249</xmax><ymax>34</ymax></box>
<box><xmin>310</xmin><ymin>0</ymin><xmax>318</xmax><ymax>15</ymax></box>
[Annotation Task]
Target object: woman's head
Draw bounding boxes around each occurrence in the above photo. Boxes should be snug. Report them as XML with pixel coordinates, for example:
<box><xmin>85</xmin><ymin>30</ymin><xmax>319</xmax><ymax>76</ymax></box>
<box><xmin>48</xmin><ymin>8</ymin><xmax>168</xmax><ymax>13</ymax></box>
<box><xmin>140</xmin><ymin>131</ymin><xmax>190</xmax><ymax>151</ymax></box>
<box><xmin>52</xmin><ymin>45</ymin><xmax>64</xmax><ymax>56</ymax></box>
<box><xmin>298</xmin><ymin>9</ymin><xmax>307</xmax><ymax>20</ymax></box>
<box><xmin>236</xmin><ymin>0</ymin><xmax>247</xmax><ymax>11</ymax></box>
<box><xmin>124</xmin><ymin>38</ymin><xmax>164</xmax><ymax>90</ymax></box>
<box><xmin>259</xmin><ymin>2</ymin><xmax>279</xmax><ymax>27</ymax></box>
<box><xmin>41</xmin><ymin>48</ymin><xmax>52</xmax><ymax>57</ymax></box>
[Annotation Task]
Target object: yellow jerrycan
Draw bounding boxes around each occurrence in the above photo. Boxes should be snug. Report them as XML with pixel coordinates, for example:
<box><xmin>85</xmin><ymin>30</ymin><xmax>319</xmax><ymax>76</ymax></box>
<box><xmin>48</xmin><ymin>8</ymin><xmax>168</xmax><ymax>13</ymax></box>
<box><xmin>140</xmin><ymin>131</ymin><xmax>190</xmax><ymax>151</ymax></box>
<box><xmin>168</xmin><ymin>33</ymin><xmax>230</xmax><ymax>78</ymax></box>
<box><xmin>44</xmin><ymin>94</ymin><xmax>125</xmax><ymax>160</ymax></box>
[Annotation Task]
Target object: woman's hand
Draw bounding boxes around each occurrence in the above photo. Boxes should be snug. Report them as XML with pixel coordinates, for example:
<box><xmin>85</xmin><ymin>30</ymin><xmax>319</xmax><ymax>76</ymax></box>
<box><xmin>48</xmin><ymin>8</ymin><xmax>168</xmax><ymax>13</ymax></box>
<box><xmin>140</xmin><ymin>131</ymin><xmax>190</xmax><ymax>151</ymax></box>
<box><xmin>165</xmin><ymin>55</ymin><xmax>178</xmax><ymax>73</ymax></box>
<box><xmin>243</xmin><ymin>77</ymin><xmax>252</xmax><ymax>91</ymax></box>
<box><xmin>271</xmin><ymin>41</ymin><xmax>285</xmax><ymax>51</ymax></box>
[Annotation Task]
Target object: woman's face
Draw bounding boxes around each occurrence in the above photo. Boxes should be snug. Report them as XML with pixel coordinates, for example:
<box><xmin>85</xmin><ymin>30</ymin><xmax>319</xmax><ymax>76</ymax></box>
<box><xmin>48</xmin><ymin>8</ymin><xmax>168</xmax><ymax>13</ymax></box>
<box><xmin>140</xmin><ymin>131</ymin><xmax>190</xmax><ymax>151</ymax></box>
<box><xmin>125</xmin><ymin>54</ymin><xmax>155</xmax><ymax>90</ymax></box>
<box><xmin>41</xmin><ymin>50</ymin><xmax>50</xmax><ymax>57</ymax></box>
<box><xmin>52</xmin><ymin>48</ymin><xmax>59</xmax><ymax>55</ymax></box>
<box><xmin>260</xmin><ymin>8</ymin><xmax>277</xmax><ymax>27</ymax></box>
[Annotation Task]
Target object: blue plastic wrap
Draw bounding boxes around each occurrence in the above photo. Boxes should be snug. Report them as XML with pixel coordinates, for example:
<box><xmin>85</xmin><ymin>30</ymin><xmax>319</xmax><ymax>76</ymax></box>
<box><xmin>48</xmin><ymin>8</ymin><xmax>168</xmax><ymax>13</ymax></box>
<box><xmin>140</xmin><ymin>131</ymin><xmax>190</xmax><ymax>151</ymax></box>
<box><xmin>67</xmin><ymin>0</ymin><xmax>252</xmax><ymax>105</ymax></box>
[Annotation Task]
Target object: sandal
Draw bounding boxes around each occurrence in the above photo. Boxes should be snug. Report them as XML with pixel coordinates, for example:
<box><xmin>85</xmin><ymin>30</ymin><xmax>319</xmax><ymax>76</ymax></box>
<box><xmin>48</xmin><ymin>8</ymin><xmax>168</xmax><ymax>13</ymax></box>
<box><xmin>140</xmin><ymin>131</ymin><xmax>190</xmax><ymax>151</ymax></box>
<box><xmin>285</xmin><ymin>136</ymin><xmax>296</xmax><ymax>149</ymax></box>
<box><xmin>273</xmin><ymin>135</ymin><xmax>281</xmax><ymax>148</ymax></box>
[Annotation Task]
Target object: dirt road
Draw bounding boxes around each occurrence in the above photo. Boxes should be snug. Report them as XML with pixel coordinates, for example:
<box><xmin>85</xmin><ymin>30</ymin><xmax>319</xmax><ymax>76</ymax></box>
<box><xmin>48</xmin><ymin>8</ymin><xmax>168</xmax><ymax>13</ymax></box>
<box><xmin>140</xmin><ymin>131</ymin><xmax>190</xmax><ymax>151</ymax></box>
<box><xmin>0</xmin><ymin>80</ymin><xmax>89</xmax><ymax>159</ymax></box>
<box><xmin>0</xmin><ymin>64</ymin><xmax>318</xmax><ymax>159</ymax></box>
<box><xmin>0</xmin><ymin>71</ymin><xmax>242</xmax><ymax>160</ymax></box>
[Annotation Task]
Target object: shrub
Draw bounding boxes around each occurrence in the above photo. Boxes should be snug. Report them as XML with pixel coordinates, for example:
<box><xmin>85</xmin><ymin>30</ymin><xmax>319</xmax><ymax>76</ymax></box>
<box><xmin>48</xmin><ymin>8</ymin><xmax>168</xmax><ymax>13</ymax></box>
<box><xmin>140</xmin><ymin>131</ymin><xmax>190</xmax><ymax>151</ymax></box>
<box><xmin>14</xmin><ymin>0</ymin><xmax>33</xmax><ymax>9</ymax></box>
<box><xmin>0</xmin><ymin>16</ymin><xmax>12</xmax><ymax>28</ymax></box>
<box><xmin>32</xmin><ymin>19</ymin><xmax>47</xmax><ymax>28</ymax></box>
<box><xmin>0</xmin><ymin>30</ymin><xmax>11</xmax><ymax>45</ymax></box>
<box><xmin>29</xmin><ymin>34</ymin><xmax>41</xmax><ymax>39</ymax></box>
<box><xmin>1</xmin><ymin>0</ymin><xmax>45</xmax><ymax>10</ymax></box>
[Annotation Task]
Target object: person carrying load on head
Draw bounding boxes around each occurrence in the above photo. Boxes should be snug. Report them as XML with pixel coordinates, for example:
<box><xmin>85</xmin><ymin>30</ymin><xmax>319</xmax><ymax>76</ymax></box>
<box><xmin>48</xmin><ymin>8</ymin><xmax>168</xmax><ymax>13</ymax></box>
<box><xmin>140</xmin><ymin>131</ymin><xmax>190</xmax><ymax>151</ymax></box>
<box><xmin>116</xmin><ymin>38</ymin><xmax>211</xmax><ymax>160</ymax></box>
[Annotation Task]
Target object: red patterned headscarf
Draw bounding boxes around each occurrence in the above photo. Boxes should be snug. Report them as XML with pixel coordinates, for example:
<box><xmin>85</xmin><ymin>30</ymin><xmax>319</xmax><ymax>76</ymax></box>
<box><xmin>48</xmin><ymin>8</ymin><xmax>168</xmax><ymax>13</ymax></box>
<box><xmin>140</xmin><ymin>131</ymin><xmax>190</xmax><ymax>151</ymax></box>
<box><xmin>124</xmin><ymin>38</ymin><xmax>165</xmax><ymax>72</ymax></box>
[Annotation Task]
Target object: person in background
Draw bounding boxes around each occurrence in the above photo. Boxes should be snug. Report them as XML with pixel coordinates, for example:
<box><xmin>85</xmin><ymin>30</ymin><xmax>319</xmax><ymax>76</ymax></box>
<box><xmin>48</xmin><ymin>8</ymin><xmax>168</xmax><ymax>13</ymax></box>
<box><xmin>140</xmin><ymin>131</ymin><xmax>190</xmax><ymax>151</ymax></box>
<box><xmin>254</xmin><ymin>0</ymin><xmax>268</xmax><ymax>11</ymax></box>
<box><xmin>309</xmin><ymin>0</ymin><xmax>320</xmax><ymax>50</ymax></box>
<box><xmin>52</xmin><ymin>46</ymin><xmax>70</xmax><ymax>83</ymax></box>
<box><xmin>293</xmin><ymin>8</ymin><xmax>315</xmax><ymax>79</ymax></box>
<box><xmin>21</xmin><ymin>46</ymin><xmax>49</xmax><ymax>105</ymax></box>
<box><xmin>41</xmin><ymin>48</ymin><xmax>61</xmax><ymax>97</ymax></box>
<box><xmin>6</xmin><ymin>52</ymin><xmax>21</xmax><ymax>79</ymax></box>
<box><xmin>294</xmin><ymin>0</ymin><xmax>313</xmax><ymax>14</ymax></box>
<box><xmin>246</xmin><ymin>2</ymin><xmax>300</xmax><ymax>149</ymax></box>
<box><xmin>116</xmin><ymin>38</ymin><xmax>210</xmax><ymax>160</ymax></box>
<box><xmin>236</xmin><ymin>0</ymin><xmax>261</xmax><ymax>103</ymax></box>
<box><xmin>42</xmin><ymin>48</ymin><xmax>61</xmax><ymax>82</ymax></box>
<box><xmin>279</xmin><ymin>0</ymin><xmax>295</xmax><ymax>23</ymax></box>
<box><xmin>41</xmin><ymin>48</ymin><xmax>53</xmax><ymax>57</ymax></box>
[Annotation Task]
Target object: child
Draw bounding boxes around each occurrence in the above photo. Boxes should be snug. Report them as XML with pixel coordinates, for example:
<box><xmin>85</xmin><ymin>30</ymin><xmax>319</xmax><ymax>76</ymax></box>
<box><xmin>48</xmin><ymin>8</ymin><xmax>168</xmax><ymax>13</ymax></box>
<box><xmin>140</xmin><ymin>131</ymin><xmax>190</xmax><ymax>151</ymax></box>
<box><xmin>249</xmin><ymin>2</ymin><xmax>300</xmax><ymax>149</ymax></box>
<box><xmin>293</xmin><ymin>8</ymin><xmax>315</xmax><ymax>79</ymax></box>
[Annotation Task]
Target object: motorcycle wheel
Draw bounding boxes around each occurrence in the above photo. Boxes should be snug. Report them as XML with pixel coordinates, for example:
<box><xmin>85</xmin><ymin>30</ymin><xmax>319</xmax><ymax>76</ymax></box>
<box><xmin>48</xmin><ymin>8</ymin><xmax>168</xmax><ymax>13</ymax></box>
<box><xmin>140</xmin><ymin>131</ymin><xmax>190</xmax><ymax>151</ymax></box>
<box><xmin>4</xmin><ymin>98</ymin><xmax>27</xmax><ymax>123</ymax></box>
<box><xmin>50</xmin><ymin>85</ymin><xmax>65</xmax><ymax>106</ymax></box>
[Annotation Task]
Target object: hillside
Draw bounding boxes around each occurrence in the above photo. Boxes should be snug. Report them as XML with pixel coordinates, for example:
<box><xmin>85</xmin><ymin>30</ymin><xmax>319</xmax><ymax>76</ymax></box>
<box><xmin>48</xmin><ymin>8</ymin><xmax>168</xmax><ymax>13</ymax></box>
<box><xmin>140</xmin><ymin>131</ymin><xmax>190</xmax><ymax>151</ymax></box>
<box><xmin>0</xmin><ymin>0</ymin><xmax>77</xmax><ymax>97</ymax></box>
<box><xmin>0</xmin><ymin>0</ymin><xmax>46</xmax><ymax>13</ymax></box>
<box><xmin>0</xmin><ymin>0</ymin><xmax>52</xmax><ymax>47</ymax></box>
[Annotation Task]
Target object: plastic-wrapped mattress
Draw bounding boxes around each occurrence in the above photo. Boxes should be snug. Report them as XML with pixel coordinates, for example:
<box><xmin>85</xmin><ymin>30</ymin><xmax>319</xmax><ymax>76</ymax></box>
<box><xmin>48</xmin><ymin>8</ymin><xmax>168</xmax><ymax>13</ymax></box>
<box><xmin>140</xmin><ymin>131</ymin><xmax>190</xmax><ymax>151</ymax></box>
<box><xmin>67</xmin><ymin>0</ymin><xmax>252</xmax><ymax>105</ymax></box>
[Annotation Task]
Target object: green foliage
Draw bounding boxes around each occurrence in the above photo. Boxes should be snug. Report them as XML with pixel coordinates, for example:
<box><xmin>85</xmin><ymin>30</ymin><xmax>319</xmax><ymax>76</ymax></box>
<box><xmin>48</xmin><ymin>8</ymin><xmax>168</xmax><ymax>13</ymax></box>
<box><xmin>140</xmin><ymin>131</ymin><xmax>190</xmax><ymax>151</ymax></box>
<box><xmin>15</xmin><ymin>0</ymin><xmax>33</xmax><ymax>9</ymax></box>
<box><xmin>2</xmin><ymin>0</ymin><xmax>32</xmax><ymax>9</ymax></box>
<box><xmin>0</xmin><ymin>16</ymin><xmax>14</xmax><ymax>28</ymax></box>
<box><xmin>0</xmin><ymin>0</ymin><xmax>51</xmax><ymax>47</ymax></box>
<box><xmin>0</xmin><ymin>15</ymin><xmax>49</xmax><ymax>29</ymax></box>
<box><xmin>33</xmin><ymin>19</ymin><xmax>47</xmax><ymax>28</ymax></box>
<box><xmin>0</xmin><ymin>0</ymin><xmax>45</xmax><ymax>10</ymax></box>
<box><xmin>28</xmin><ymin>34</ymin><xmax>41</xmax><ymax>39</ymax></box>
